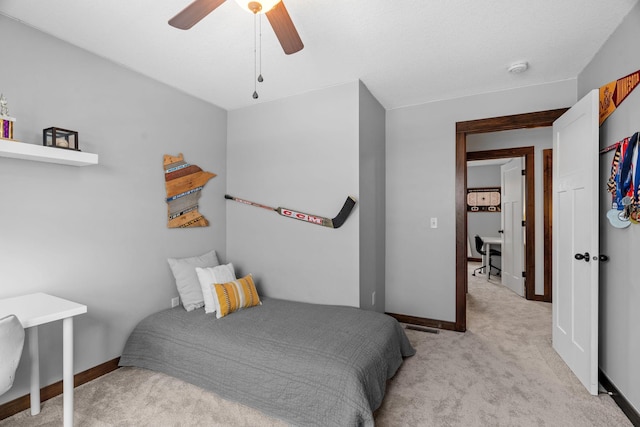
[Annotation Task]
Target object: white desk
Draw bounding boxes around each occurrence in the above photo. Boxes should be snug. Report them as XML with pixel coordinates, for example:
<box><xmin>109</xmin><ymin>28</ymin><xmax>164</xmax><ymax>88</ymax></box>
<box><xmin>481</xmin><ymin>236</ymin><xmax>502</xmax><ymax>277</ymax></box>
<box><xmin>0</xmin><ymin>293</ymin><xmax>87</xmax><ymax>427</ymax></box>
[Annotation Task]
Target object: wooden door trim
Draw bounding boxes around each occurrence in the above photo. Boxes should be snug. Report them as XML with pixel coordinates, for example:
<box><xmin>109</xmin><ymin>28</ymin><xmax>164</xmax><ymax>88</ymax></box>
<box><xmin>467</xmin><ymin>146</ymin><xmax>535</xmax><ymax>301</ymax></box>
<box><xmin>455</xmin><ymin>108</ymin><xmax>567</xmax><ymax>332</ymax></box>
<box><xmin>543</xmin><ymin>149</ymin><xmax>553</xmax><ymax>302</ymax></box>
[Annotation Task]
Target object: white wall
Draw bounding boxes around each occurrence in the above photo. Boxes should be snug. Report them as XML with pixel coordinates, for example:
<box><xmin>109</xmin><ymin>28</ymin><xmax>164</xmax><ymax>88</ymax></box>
<box><xmin>466</xmin><ymin>164</ymin><xmax>502</xmax><ymax>258</ymax></box>
<box><xmin>578</xmin><ymin>2</ymin><xmax>640</xmax><ymax>413</ymax></box>
<box><xmin>385</xmin><ymin>80</ymin><xmax>576</xmax><ymax>322</ymax></box>
<box><xmin>468</xmin><ymin>127</ymin><xmax>553</xmax><ymax>296</ymax></box>
<box><xmin>226</xmin><ymin>82</ymin><xmax>360</xmax><ymax>307</ymax></box>
<box><xmin>0</xmin><ymin>16</ymin><xmax>227</xmax><ymax>404</ymax></box>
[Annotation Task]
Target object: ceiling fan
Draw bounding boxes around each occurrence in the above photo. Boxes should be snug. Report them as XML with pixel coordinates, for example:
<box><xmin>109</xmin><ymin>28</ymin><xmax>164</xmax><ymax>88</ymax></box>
<box><xmin>169</xmin><ymin>0</ymin><xmax>304</xmax><ymax>55</ymax></box>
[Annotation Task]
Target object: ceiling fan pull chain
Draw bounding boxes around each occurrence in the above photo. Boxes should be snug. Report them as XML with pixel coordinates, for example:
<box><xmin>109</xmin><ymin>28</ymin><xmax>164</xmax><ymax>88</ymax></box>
<box><xmin>252</xmin><ymin>13</ymin><xmax>259</xmax><ymax>99</ymax></box>
<box><xmin>258</xmin><ymin>14</ymin><xmax>264</xmax><ymax>83</ymax></box>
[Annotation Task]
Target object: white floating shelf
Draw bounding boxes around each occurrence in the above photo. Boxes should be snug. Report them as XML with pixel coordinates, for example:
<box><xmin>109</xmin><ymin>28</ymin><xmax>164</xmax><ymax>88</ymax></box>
<box><xmin>0</xmin><ymin>138</ymin><xmax>98</xmax><ymax>166</ymax></box>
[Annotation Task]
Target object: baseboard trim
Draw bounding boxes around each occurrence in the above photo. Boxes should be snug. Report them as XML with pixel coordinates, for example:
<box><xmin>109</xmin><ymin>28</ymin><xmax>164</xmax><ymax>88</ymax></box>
<box><xmin>0</xmin><ymin>357</ymin><xmax>120</xmax><ymax>421</ymax></box>
<box><xmin>386</xmin><ymin>312</ymin><xmax>457</xmax><ymax>331</ymax></box>
<box><xmin>599</xmin><ymin>369</ymin><xmax>640</xmax><ymax>426</ymax></box>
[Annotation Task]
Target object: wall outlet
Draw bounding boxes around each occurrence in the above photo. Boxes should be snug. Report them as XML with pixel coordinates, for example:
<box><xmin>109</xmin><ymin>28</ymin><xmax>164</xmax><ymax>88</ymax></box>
<box><xmin>372</xmin><ymin>291</ymin><xmax>376</xmax><ymax>306</ymax></box>
<box><xmin>171</xmin><ymin>297</ymin><xmax>179</xmax><ymax>308</ymax></box>
<box><xmin>430</xmin><ymin>217</ymin><xmax>438</xmax><ymax>228</ymax></box>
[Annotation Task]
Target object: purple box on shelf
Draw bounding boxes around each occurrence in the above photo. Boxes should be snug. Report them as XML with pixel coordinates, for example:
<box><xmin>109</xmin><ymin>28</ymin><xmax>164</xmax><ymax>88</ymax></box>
<box><xmin>0</xmin><ymin>116</ymin><xmax>15</xmax><ymax>140</ymax></box>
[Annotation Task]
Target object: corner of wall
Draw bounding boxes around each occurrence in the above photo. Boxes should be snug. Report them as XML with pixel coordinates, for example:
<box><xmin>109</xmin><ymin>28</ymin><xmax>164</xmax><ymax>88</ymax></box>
<box><xmin>358</xmin><ymin>83</ymin><xmax>386</xmax><ymax>312</ymax></box>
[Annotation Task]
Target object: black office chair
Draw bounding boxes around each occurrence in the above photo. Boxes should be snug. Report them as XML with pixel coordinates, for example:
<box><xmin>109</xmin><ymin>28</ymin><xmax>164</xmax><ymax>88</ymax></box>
<box><xmin>472</xmin><ymin>235</ymin><xmax>501</xmax><ymax>279</ymax></box>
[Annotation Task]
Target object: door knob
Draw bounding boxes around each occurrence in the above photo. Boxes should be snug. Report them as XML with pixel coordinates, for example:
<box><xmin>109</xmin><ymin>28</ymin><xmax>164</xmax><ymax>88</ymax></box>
<box><xmin>574</xmin><ymin>252</ymin><xmax>590</xmax><ymax>262</ymax></box>
<box><xmin>599</xmin><ymin>254</ymin><xmax>609</xmax><ymax>262</ymax></box>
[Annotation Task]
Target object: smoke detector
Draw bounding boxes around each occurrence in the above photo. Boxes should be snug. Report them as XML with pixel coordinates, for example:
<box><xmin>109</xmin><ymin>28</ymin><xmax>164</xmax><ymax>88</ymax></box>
<box><xmin>508</xmin><ymin>62</ymin><xmax>529</xmax><ymax>74</ymax></box>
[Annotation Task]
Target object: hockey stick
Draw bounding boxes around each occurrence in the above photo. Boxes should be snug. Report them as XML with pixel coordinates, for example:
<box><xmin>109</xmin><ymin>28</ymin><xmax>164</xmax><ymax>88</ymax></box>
<box><xmin>225</xmin><ymin>194</ymin><xmax>356</xmax><ymax>229</ymax></box>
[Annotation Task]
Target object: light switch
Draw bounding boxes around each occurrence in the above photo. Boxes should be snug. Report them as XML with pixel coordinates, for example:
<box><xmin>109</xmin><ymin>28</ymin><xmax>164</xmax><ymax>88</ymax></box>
<box><xmin>430</xmin><ymin>217</ymin><xmax>438</xmax><ymax>228</ymax></box>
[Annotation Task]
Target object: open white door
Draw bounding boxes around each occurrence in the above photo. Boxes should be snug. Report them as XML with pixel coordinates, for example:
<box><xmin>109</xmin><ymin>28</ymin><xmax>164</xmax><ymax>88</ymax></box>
<box><xmin>552</xmin><ymin>89</ymin><xmax>599</xmax><ymax>395</ymax></box>
<box><xmin>501</xmin><ymin>157</ymin><xmax>525</xmax><ymax>297</ymax></box>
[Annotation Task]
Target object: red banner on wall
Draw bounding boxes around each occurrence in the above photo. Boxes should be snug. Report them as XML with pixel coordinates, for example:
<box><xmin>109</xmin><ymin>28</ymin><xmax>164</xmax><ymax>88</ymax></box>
<box><xmin>599</xmin><ymin>69</ymin><xmax>640</xmax><ymax>125</ymax></box>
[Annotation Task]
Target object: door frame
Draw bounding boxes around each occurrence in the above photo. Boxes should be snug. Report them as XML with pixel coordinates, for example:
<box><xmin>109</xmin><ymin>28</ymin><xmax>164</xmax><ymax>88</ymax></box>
<box><xmin>467</xmin><ymin>148</ymin><xmax>532</xmax><ymax>297</ymax></box>
<box><xmin>543</xmin><ymin>148</ymin><xmax>553</xmax><ymax>302</ymax></box>
<box><xmin>455</xmin><ymin>108</ymin><xmax>568</xmax><ymax>331</ymax></box>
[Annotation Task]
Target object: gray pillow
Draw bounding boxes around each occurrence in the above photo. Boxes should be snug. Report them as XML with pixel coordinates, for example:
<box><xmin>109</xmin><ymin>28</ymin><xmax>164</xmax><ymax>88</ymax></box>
<box><xmin>168</xmin><ymin>249</ymin><xmax>220</xmax><ymax>311</ymax></box>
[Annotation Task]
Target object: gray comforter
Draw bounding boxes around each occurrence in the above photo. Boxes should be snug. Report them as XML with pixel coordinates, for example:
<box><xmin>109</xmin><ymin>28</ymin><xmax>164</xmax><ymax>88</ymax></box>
<box><xmin>119</xmin><ymin>297</ymin><xmax>415</xmax><ymax>426</ymax></box>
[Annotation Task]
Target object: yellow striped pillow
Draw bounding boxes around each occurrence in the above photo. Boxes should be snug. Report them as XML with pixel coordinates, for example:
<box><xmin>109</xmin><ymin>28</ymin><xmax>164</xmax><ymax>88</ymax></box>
<box><xmin>212</xmin><ymin>274</ymin><xmax>261</xmax><ymax>319</ymax></box>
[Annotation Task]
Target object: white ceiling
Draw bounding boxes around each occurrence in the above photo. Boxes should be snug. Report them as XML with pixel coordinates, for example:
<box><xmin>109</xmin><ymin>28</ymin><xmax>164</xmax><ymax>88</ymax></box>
<box><xmin>1</xmin><ymin>0</ymin><xmax>637</xmax><ymax>111</ymax></box>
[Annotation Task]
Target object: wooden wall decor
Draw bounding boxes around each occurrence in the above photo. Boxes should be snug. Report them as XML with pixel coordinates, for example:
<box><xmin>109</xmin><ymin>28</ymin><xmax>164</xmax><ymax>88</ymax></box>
<box><xmin>164</xmin><ymin>153</ymin><xmax>216</xmax><ymax>228</ymax></box>
<box><xmin>466</xmin><ymin>187</ymin><xmax>501</xmax><ymax>212</ymax></box>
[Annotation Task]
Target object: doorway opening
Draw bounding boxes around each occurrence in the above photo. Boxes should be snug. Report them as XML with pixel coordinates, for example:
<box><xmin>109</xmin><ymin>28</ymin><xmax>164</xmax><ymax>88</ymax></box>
<box><xmin>454</xmin><ymin>108</ymin><xmax>567</xmax><ymax>332</ymax></box>
<box><xmin>467</xmin><ymin>151</ymin><xmax>529</xmax><ymax>298</ymax></box>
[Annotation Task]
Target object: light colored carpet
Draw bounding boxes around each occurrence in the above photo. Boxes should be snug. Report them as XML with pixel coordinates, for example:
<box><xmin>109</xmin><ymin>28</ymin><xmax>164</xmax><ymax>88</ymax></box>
<box><xmin>1</xmin><ymin>263</ymin><xmax>631</xmax><ymax>426</ymax></box>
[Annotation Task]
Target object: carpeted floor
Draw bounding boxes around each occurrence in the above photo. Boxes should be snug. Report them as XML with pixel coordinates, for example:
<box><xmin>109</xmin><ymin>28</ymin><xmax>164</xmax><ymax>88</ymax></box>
<box><xmin>1</xmin><ymin>263</ymin><xmax>632</xmax><ymax>426</ymax></box>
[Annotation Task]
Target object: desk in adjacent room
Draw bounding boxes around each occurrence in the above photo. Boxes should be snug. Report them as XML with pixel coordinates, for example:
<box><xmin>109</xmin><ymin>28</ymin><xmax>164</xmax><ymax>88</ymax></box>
<box><xmin>0</xmin><ymin>293</ymin><xmax>87</xmax><ymax>427</ymax></box>
<box><xmin>481</xmin><ymin>236</ymin><xmax>502</xmax><ymax>277</ymax></box>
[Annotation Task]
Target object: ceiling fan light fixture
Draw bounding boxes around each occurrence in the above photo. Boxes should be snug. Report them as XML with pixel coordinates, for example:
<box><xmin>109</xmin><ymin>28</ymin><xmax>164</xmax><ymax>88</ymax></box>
<box><xmin>234</xmin><ymin>0</ymin><xmax>281</xmax><ymax>14</ymax></box>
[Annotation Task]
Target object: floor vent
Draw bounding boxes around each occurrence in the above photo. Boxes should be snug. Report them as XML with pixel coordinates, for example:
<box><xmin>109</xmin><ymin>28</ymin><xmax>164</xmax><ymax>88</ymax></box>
<box><xmin>405</xmin><ymin>325</ymin><xmax>440</xmax><ymax>334</ymax></box>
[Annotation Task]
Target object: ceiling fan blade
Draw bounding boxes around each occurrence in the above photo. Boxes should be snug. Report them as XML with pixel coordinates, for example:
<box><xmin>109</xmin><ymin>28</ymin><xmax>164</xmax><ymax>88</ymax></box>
<box><xmin>266</xmin><ymin>1</ymin><xmax>304</xmax><ymax>55</ymax></box>
<box><xmin>169</xmin><ymin>0</ymin><xmax>227</xmax><ymax>30</ymax></box>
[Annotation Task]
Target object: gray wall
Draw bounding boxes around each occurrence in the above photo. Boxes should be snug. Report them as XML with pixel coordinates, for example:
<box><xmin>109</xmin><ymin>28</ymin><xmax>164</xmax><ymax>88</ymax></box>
<box><xmin>226</xmin><ymin>81</ymin><xmax>386</xmax><ymax>311</ymax></box>
<box><xmin>466</xmin><ymin>164</ymin><xmax>502</xmax><ymax>258</ymax></box>
<box><xmin>578</xmin><ymin>2</ymin><xmax>640</xmax><ymax>413</ymax></box>
<box><xmin>358</xmin><ymin>81</ymin><xmax>386</xmax><ymax>312</ymax></box>
<box><xmin>385</xmin><ymin>81</ymin><xmax>576</xmax><ymax>322</ymax></box>
<box><xmin>0</xmin><ymin>16</ymin><xmax>227</xmax><ymax>404</ymax></box>
<box><xmin>468</xmin><ymin>127</ymin><xmax>553</xmax><ymax>296</ymax></box>
<box><xmin>226</xmin><ymin>82</ymin><xmax>361</xmax><ymax>307</ymax></box>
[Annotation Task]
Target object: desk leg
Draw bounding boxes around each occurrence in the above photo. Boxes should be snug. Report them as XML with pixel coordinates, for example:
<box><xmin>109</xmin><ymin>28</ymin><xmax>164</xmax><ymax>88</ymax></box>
<box><xmin>481</xmin><ymin>246</ymin><xmax>488</xmax><ymax>276</ymax></box>
<box><xmin>27</xmin><ymin>326</ymin><xmax>40</xmax><ymax>415</ymax></box>
<box><xmin>63</xmin><ymin>317</ymin><xmax>74</xmax><ymax>427</ymax></box>
<box><xmin>486</xmin><ymin>243</ymin><xmax>491</xmax><ymax>279</ymax></box>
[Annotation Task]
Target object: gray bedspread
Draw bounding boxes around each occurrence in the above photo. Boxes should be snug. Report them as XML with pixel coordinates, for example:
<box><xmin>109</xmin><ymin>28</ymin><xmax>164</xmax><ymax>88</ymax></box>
<box><xmin>119</xmin><ymin>298</ymin><xmax>415</xmax><ymax>426</ymax></box>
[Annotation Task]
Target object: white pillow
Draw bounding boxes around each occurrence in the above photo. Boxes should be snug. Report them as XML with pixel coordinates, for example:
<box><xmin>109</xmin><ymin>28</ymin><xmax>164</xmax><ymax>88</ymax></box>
<box><xmin>168</xmin><ymin>249</ymin><xmax>220</xmax><ymax>311</ymax></box>
<box><xmin>196</xmin><ymin>263</ymin><xmax>236</xmax><ymax>314</ymax></box>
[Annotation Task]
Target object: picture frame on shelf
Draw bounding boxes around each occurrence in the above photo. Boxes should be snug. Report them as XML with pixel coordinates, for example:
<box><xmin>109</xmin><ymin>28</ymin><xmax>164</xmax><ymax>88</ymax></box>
<box><xmin>43</xmin><ymin>127</ymin><xmax>79</xmax><ymax>151</ymax></box>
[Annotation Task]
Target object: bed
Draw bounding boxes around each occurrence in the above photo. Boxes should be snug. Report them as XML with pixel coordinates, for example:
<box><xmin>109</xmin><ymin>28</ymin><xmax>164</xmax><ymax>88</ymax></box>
<box><xmin>119</xmin><ymin>297</ymin><xmax>415</xmax><ymax>426</ymax></box>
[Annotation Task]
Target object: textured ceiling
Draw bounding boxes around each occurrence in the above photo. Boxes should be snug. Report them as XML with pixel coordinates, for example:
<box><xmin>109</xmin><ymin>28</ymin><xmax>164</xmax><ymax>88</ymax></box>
<box><xmin>1</xmin><ymin>0</ymin><xmax>637</xmax><ymax>111</ymax></box>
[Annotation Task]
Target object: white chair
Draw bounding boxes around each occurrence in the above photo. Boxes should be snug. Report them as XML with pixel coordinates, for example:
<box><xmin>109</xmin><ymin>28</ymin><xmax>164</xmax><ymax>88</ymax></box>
<box><xmin>0</xmin><ymin>314</ymin><xmax>25</xmax><ymax>395</ymax></box>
